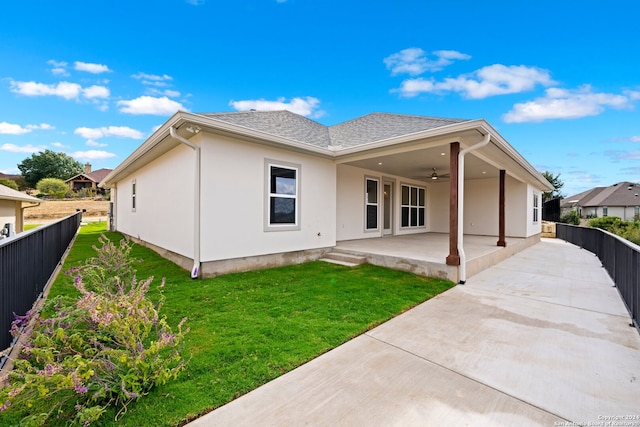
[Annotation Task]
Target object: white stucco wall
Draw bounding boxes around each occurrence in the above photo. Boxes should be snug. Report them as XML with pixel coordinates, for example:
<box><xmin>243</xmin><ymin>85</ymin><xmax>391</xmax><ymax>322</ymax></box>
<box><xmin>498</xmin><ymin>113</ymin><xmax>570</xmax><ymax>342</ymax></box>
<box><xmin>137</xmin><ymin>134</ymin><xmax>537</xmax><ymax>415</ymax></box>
<box><xmin>199</xmin><ymin>134</ymin><xmax>336</xmax><ymax>261</ymax></box>
<box><xmin>114</xmin><ymin>144</ymin><xmax>195</xmax><ymax>258</ymax></box>
<box><xmin>505</xmin><ymin>175</ymin><xmax>528</xmax><ymax>237</ymax></box>
<box><xmin>606</xmin><ymin>206</ymin><xmax>640</xmax><ymax>221</ymax></box>
<box><xmin>426</xmin><ymin>181</ymin><xmax>449</xmax><ymax>233</ymax></box>
<box><xmin>0</xmin><ymin>200</ymin><xmax>16</xmax><ymax>230</ymax></box>
<box><xmin>526</xmin><ymin>183</ymin><xmax>543</xmax><ymax>237</ymax></box>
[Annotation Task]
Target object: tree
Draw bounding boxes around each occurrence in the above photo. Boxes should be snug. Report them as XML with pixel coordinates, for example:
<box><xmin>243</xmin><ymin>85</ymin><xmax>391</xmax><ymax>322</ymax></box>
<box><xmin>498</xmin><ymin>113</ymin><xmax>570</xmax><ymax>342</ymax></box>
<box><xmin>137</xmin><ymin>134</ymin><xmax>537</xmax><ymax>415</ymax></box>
<box><xmin>17</xmin><ymin>150</ymin><xmax>83</xmax><ymax>188</ymax></box>
<box><xmin>0</xmin><ymin>178</ymin><xmax>19</xmax><ymax>190</ymax></box>
<box><xmin>36</xmin><ymin>178</ymin><xmax>68</xmax><ymax>199</ymax></box>
<box><xmin>542</xmin><ymin>170</ymin><xmax>564</xmax><ymax>203</ymax></box>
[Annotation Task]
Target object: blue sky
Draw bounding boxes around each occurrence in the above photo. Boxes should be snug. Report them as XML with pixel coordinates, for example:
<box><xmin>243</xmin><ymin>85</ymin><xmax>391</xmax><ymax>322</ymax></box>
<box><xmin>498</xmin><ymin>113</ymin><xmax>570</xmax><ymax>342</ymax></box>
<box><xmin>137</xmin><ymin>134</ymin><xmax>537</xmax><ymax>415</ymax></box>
<box><xmin>1</xmin><ymin>0</ymin><xmax>639</xmax><ymax>197</ymax></box>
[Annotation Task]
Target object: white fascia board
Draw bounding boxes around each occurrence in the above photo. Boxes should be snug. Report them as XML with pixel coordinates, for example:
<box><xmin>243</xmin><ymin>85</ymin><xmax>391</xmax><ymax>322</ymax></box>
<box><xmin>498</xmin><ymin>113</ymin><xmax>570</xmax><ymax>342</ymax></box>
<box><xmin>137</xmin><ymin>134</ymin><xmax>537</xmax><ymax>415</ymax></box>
<box><xmin>479</xmin><ymin>121</ymin><xmax>554</xmax><ymax>191</ymax></box>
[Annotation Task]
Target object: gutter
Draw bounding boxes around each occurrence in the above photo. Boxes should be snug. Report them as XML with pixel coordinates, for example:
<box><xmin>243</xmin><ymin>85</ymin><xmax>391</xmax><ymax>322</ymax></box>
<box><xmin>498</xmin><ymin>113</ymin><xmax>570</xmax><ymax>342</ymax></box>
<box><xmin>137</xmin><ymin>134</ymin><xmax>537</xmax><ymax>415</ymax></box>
<box><xmin>457</xmin><ymin>132</ymin><xmax>491</xmax><ymax>285</ymax></box>
<box><xmin>169</xmin><ymin>126</ymin><xmax>201</xmax><ymax>279</ymax></box>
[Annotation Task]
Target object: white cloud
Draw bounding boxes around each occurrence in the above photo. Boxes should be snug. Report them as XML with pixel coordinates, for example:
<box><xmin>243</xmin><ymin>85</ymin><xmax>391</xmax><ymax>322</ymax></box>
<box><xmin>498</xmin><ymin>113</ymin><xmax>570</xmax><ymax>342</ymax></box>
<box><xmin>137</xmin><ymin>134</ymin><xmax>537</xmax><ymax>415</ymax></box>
<box><xmin>605</xmin><ymin>150</ymin><xmax>640</xmax><ymax>161</ymax></box>
<box><xmin>10</xmin><ymin>80</ymin><xmax>82</xmax><ymax>99</ymax></box>
<box><xmin>185</xmin><ymin>0</ymin><xmax>205</xmax><ymax>5</ymax></box>
<box><xmin>503</xmin><ymin>85</ymin><xmax>633</xmax><ymax>123</ymax></box>
<box><xmin>132</xmin><ymin>72</ymin><xmax>173</xmax><ymax>87</ymax></box>
<box><xmin>0</xmin><ymin>143</ymin><xmax>46</xmax><ymax>153</ymax></box>
<box><xmin>0</xmin><ymin>122</ymin><xmax>30</xmax><ymax>135</ymax></box>
<box><xmin>48</xmin><ymin>59</ymin><xmax>69</xmax><ymax>76</ymax></box>
<box><xmin>86</xmin><ymin>139</ymin><xmax>108</xmax><ymax>147</ymax></box>
<box><xmin>82</xmin><ymin>85</ymin><xmax>110</xmax><ymax>99</ymax></box>
<box><xmin>0</xmin><ymin>122</ymin><xmax>54</xmax><ymax>135</ymax></box>
<box><xmin>384</xmin><ymin>48</ymin><xmax>470</xmax><ymax>75</ymax></box>
<box><xmin>147</xmin><ymin>88</ymin><xmax>181</xmax><ymax>98</ymax></box>
<box><xmin>74</xmin><ymin>126</ymin><xmax>144</xmax><ymax>140</ymax></box>
<box><xmin>397</xmin><ymin>64</ymin><xmax>555</xmax><ymax>98</ymax></box>
<box><xmin>625</xmin><ymin>90</ymin><xmax>640</xmax><ymax>101</ymax></box>
<box><xmin>631</xmin><ymin>136</ymin><xmax>640</xmax><ymax>142</ymax></box>
<box><xmin>51</xmin><ymin>142</ymin><xmax>68</xmax><ymax>149</ymax></box>
<box><xmin>229</xmin><ymin>96</ymin><xmax>323</xmax><ymax>118</ymax></box>
<box><xmin>74</xmin><ymin>61</ymin><xmax>111</xmax><ymax>74</ymax></box>
<box><xmin>117</xmin><ymin>96</ymin><xmax>186</xmax><ymax>115</ymax></box>
<box><xmin>69</xmin><ymin>150</ymin><xmax>116</xmax><ymax>160</ymax></box>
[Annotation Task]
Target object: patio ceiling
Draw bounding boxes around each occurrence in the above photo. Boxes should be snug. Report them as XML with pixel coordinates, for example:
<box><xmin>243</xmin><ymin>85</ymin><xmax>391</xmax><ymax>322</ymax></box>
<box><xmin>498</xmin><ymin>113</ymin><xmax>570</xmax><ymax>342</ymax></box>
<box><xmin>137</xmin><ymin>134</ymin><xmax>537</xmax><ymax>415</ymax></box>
<box><xmin>339</xmin><ymin>141</ymin><xmax>500</xmax><ymax>182</ymax></box>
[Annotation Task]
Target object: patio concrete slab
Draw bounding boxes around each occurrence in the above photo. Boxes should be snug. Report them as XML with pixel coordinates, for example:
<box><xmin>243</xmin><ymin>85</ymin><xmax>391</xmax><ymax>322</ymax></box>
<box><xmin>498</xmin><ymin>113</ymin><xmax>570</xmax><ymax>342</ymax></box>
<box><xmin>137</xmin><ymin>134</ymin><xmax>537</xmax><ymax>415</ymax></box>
<box><xmin>188</xmin><ymin>238</ymin><xmax>640</xmax><ymax>426</ymax></box>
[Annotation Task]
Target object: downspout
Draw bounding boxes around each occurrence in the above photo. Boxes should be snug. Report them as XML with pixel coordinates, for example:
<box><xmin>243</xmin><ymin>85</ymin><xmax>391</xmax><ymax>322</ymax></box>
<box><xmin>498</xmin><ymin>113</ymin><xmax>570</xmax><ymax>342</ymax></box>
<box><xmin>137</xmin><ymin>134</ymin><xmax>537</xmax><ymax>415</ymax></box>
<box><xmin>457</xmin><ymin>132</ymin><xmax>491</xmax><ymax>284</ymax></box>
<box><xmin>169</xmin><ymin>126</ymin><xmax>201</xmax><ymax>279</ymax></box>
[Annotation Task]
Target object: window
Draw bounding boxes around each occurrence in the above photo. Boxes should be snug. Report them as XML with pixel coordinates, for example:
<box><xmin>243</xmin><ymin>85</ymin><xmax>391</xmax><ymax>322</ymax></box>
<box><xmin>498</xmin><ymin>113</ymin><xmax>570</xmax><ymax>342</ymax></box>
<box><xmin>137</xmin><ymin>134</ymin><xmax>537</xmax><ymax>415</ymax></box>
<box><xmin>532</xmin><ymin>192</ymin><xmax>539</xmax><ymax>223</ymax></box>
<box><xmin>635</xmin><ymin>206</ymin><xmax>639</xmax><ymax>220</ymax></box>
<box><xmin>401</xmin><ymin>184</ymin><xmax>425</xmax><ymax>228</ymax></box>
<box><xmin>365</xmin><ymin>178</ymin><xmax>379</xmax><ymax>230</ymax></box>
<box><xmin>603</xmin><ymin>206</ymin><xmax>608</xmax><ymax>217</ymax></box>
<box><xmin>266</xmin><ymin>161</ymin><xmax>299</xmax><ymax>230</ymax></box>
<box><xmin>132</xmin><ymin>180</ymin><xmax>136</xmax><ymax>212</ymax></box>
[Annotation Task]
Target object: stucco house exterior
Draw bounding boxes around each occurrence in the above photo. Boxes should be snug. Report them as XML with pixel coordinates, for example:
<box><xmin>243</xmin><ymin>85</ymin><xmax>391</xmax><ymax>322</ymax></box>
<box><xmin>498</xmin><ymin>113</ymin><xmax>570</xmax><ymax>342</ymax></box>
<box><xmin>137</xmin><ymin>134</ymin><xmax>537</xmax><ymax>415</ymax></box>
<box><xmin>561</xmin><ymin>182</ymin><xmax>640</xmax><ymax>220</ymax></box>
<box><xmin>0</xmin><ymin>184</ymin><xmax>41</xmax><ymax>236</ymax></box>
<box><xmin>100</xmin><ymin>110</ymin><xmax>552</xmax><ymax>282</ymax></box>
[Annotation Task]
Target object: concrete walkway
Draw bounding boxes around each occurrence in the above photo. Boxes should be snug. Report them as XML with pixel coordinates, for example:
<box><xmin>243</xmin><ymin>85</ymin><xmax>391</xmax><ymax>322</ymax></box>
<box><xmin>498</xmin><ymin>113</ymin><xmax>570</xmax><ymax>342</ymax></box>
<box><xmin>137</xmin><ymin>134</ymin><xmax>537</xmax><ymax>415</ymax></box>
<box><xmin>188</xmin><ymin>239</ymin><xmax>640</xmax><ymax>426</ymax></box>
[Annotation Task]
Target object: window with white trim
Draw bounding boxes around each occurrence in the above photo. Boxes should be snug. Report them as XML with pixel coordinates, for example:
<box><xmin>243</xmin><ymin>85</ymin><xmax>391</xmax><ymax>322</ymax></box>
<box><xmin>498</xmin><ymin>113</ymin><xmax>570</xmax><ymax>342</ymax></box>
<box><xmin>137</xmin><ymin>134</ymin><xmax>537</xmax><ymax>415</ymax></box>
<box><xmin>131</xmin><ymin>180</ymin><xmax>136</xmax><ymax>212</ymax></box>
<box><xmin>603</xmin><ymin>206</ymin><xmax>608</xmax><ymax>217</ymax></box>
<box><xmin>401</xmin><ymin>184</ymin><xmax>425</xmax><ymax>228</ymax></box>
<box><xmin>365</xmin><ymin>178</ymin><xmax>379</xmax><ymax>230</ymax></box>
<box><xmin>266</xmin><ymin>161</ymin><xmax>299</xmax><ymax>230</ymax></box>
<box><xmin>532</xmin><ymin>192</ymin><xmax>539</xmax><ymax>223</ymax></box>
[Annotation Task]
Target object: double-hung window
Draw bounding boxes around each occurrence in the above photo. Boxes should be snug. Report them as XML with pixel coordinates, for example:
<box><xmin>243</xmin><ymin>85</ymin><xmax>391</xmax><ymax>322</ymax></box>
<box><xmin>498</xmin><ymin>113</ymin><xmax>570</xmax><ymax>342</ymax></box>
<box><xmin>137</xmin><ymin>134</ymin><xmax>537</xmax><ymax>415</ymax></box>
<box><xmin>266</xmin><ymin>160</ymin><xmax>300</xmax><ymax>230</ymax></box>
<box><xmin>532</xmin><ymin>193</ymin><xmax>539</xmax><ymax>223</ymax></box>
<box><xmin>401</xmin><ymin>184</ymin><xmax>425</xmax><ymax>228</ymax></box>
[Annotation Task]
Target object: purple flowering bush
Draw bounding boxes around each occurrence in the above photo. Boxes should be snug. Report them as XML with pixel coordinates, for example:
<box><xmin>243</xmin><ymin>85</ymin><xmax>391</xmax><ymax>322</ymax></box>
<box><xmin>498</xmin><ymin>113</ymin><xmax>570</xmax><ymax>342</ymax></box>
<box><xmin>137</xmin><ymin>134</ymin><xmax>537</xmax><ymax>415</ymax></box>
<box><xmin>0</xmin><ymin>236</ymin><xmax>189</xmax><ymax>426</ymax></box>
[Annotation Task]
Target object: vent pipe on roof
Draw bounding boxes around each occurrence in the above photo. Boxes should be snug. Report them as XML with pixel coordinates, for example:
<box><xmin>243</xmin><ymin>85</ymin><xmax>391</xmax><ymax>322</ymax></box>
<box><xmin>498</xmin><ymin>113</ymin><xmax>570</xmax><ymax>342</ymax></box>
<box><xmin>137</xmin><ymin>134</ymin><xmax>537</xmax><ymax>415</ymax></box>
<box><xmin>169</xmin><ymin>126</ymin><xmax>201</xmax><ymax>279</ymax></box>
<box><xmin>457</xmin><ymin>132</ymin><xmax>491</xmax><ymax>285</ymax></box>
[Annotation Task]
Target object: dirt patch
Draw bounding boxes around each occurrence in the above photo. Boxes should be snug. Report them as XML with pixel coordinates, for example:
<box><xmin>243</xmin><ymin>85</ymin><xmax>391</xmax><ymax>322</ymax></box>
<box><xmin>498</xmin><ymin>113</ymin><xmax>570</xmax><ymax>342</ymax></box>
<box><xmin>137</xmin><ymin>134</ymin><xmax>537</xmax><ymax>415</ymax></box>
<box><xmin>24</xmin><ymin>199</ymin><xmax>110</xmax><ymax>222</ymax></box>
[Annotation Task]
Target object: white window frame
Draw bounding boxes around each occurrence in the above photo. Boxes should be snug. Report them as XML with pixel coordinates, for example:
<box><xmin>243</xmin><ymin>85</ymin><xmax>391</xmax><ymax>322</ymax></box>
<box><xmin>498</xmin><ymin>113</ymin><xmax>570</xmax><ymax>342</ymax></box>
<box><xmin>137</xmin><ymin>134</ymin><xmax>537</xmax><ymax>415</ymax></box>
<box><xmin>602</xmin><ymin>206</ymin><xmax>608</xmax><ymax>217</ymax></box>
<box><xmin>400</xmin><ymin>183</ymin><xmax>426</xmax><ymax>228</ymax></box>
<box><xmin>532</xmin><ymin>192</ymin><xmax>539</xmax><ymax>223</ymax></box>
<box><xmin>131</xmin><ymin>179</ymin><xmax>136</xmax><ymax>213</ymax></box>
<box><xmin>264</xmin><ymin>159</ymin><xmax>300</xmax><ymax>231</ymax></box>
<box><xmin>365</xmin><ymin>177</ymin><xmax>379</xmax><ymax>231</ymax></box>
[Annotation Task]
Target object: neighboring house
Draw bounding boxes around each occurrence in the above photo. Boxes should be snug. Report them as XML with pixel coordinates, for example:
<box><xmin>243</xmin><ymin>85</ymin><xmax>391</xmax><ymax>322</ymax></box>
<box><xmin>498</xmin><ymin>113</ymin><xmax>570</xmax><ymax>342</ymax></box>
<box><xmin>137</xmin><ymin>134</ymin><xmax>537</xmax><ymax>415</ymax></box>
<box><xmin>66</xmin><ymin>163</ymin><xmax>112</xmax><ymax>194</ymax></box>
<box><xmin>100</xmin><ymin>110</ymin><xmax>553</xmax><ymax>281</ymax></box>
<box><xmin>561</xmin><ymin>182</ymin><xmax>640</xmax><ymax>220</ymax></box>
<box><xmin>0</xmin><ymin>184</ymin><xmax>41</xmax><ymax>236</ymax></box>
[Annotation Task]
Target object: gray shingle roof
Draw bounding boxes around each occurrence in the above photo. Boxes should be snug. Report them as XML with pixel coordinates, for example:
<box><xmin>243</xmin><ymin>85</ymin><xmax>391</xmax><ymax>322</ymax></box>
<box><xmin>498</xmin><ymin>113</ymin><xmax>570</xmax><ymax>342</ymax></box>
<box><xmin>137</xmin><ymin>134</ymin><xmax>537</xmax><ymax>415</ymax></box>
<box><xmin>329</xmin><ymin>112</ymin><xmax>468</xmax><ymax>147</ymax></box>
<box><xmin>199</xmin><ymin>111</ymin><xmax>470</xmax><ymax>148</ymax></box>
<box><xmin>562</xmin><ymin>182</ymin><xmax>640</xmax><ymax>207</ymax></box>
<box><xmin>201</xmin><ymin>111</ymin><xmax>330</xmax><ymax>148</ymax></box>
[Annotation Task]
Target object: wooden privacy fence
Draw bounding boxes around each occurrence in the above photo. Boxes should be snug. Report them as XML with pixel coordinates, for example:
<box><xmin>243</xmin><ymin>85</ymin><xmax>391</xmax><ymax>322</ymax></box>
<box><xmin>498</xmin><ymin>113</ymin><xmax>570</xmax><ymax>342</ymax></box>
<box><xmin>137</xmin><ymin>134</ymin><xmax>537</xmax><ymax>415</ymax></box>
<box><xmin>0</xmin><ymin>212</ymin><xmax>81</xmax><ymax>355</ymax></box>
<box><xmin>556</xmin><ymin>223</ymin><xmax>639</xmax><ymax>334</ymax></box>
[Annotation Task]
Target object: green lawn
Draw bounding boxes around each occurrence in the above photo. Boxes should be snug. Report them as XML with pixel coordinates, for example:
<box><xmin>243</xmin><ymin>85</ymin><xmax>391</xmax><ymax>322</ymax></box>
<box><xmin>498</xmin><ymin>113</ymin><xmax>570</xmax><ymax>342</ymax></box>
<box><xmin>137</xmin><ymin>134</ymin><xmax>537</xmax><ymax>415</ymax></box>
<box><xmin>4</xmin><ymin>222</ymin><xmax>454</xmax><ymax>426</ymax></box>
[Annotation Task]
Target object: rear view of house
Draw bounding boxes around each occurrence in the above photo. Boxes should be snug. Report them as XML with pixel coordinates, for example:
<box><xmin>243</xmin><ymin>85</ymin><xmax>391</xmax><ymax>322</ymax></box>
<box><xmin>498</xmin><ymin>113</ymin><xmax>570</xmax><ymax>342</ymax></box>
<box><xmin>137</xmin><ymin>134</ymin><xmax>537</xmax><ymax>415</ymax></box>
<box><xmin>100</xmin><ymin>110</ymin><xmax>552</xmax><ymax>282</ymax></box>
<box><xmin>562</xmin><ymin>182</ymin><xmax>640</xmax><ymax>220</ymax></box>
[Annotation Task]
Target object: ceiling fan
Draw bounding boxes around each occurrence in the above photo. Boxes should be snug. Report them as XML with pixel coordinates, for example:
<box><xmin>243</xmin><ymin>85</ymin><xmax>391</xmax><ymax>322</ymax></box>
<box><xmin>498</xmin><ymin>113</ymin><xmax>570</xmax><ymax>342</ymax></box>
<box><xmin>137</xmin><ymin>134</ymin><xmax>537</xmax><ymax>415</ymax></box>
<box><xmin>412</xmin><ymin>168</ymin><xmax>450</xmax><ymax>181</ymax></box>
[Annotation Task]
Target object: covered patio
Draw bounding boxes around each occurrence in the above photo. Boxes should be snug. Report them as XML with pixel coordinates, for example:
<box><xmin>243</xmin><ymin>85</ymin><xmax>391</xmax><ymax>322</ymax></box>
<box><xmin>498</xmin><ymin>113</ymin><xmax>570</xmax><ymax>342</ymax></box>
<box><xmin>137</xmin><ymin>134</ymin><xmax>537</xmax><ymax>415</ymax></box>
<box><xmin>334</xmin><ymin>233</ymin><xmax>537</xmax><ymax>282</ymax></box>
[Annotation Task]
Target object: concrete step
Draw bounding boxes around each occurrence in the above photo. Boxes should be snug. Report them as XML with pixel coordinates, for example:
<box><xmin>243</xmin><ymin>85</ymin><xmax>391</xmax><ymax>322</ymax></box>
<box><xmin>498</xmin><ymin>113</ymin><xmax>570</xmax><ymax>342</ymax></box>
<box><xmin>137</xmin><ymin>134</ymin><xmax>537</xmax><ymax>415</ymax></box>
<box><xmin>320</xmin><ymin>251</ymin><xmax>367</xmax><ymax>267</ymax></box>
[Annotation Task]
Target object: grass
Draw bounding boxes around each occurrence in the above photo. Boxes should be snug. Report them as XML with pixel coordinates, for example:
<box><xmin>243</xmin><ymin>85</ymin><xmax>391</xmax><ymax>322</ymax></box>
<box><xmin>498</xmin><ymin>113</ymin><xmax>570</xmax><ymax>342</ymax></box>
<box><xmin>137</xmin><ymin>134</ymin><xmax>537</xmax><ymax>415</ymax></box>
<box><xmin>3</xmin><ymin>222</ymin><xmax>454</xmax><ymax>426</ymax></box>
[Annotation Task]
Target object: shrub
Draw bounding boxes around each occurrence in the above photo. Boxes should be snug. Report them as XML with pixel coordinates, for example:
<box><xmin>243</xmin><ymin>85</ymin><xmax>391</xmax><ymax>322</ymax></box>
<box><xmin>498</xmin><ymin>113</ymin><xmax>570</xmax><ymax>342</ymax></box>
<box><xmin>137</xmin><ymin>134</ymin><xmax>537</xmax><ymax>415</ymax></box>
<box><xmin>0</xmin><ymin>178</ymin><xmax>19</xmax><ymax>190</ymax></box>
<box><xmin>588</xmin><ymin>216</ymin><xmax>621</xmax><ymax>232</ymax></box>
<box><xmin>559</xmin><ymin>210</ymin><xmax>580</xmax><ymax>225</ymax></box>
<box><xmin>0</xmin><ymin>236</ymin><xmax>189</xmax><ymax>426</ymax></box>
<box><xmin>36</xmin><ymin>178</ymin><xmax>68</xmax><ymax>199</ymax></box>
